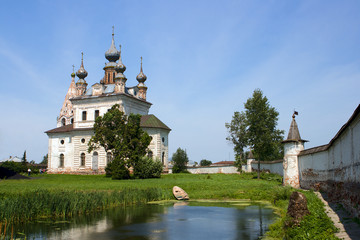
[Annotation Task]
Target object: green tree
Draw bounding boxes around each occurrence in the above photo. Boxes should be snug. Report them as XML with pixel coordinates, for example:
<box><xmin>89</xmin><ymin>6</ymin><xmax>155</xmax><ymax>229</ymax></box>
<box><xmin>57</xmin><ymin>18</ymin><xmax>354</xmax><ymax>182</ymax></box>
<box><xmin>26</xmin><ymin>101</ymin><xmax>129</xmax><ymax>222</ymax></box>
<box><xmin>88</xmin><ymin>104</ymin><xmax>152</xmax><ymax>179</ymax></box>
<box><xmin>22</xmin><ymin>150</ymin><xmax>27</xmax><ymax>165</ymax></box>
<box><xmin>133</xmin><ymin>157</ymin><xmax>163</xmax><ymax>179</ymax></box>
<box><xmin>172</xmin><ymin>148</ymin><xmax>189</xmax><ymax>173</ymax></box>
<box><xmin>226</xmin><ymin>89</ymin><xmax>284</xmax><ymax>178</ymax></box>
<box><xmin>41</xmin><ymin>154</ymin><xmax>48</xmax><ymax>165</ymax></box>
<box><xmin>200</xmin><ymin>159</ymin><xmax>212</xmax><ymax>166</ymax></box>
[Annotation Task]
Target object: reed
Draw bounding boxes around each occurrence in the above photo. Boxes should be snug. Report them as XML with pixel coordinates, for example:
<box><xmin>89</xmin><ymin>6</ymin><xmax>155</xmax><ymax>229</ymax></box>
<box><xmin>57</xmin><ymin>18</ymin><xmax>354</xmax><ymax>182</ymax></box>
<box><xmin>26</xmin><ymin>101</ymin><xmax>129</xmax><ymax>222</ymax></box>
<box><xmin>0</xmin><ymin>188</ymin><xmax>167</xmax><ymax>224</ymax></box>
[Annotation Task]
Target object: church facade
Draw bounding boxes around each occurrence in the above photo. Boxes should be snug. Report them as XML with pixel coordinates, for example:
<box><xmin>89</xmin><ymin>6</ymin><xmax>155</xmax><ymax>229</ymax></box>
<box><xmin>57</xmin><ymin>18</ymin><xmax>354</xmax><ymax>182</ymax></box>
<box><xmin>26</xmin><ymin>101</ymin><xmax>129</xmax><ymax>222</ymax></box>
<box><xmin>45</xmin><ymin>31</ymin><xmax>171</xmax><ymax>174</ymax></box>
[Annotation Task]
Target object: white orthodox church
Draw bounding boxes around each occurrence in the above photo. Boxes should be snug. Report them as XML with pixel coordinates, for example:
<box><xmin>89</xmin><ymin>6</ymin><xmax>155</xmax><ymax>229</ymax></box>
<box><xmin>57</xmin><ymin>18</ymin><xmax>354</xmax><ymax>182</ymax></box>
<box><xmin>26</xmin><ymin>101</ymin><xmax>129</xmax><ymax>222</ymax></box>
<box><xmin>45</xmin><ymin>31</ymin><xmax>171</xmax><ymax>174</ymax></box>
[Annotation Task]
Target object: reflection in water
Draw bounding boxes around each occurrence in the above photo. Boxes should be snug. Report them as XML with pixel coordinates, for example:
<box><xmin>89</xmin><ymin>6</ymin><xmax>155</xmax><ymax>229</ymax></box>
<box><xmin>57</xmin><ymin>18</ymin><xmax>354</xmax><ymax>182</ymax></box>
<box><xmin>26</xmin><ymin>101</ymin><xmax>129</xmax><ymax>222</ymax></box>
<box><xmin>9</xmin><ymin>202</ymin><xmax>276</xmax><ymax>240</ymax></box>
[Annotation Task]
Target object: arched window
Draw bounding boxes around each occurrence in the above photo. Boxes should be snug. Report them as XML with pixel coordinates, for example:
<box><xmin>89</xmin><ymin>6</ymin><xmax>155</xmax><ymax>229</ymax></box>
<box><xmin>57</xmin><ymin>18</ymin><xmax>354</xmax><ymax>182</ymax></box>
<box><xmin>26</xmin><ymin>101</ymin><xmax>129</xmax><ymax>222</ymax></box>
<box><xmin>162</xmin><ymin>152</ymin><xmax>165</xmax><ymax>165</ymax></box>
<box><xmin>80</xmin><ymin>153</ymin><xmax>86</xmax><ymax>166</ymax></box>
<box><xmin>61</xmin><ymin>118</ymin><xmax>66</xmax><ymax>126</ymax></box>
<box><xmin>107</xmin><ymin>73</ymin><xmax>110</xmax><ymax>83</ymax></box>
<box><xmin>82</xmin><ymin>111</ymin><xmax>87</xmax><ymax>121</ymax></box>
<box><xmin>106</xmin><ymin>152</ymin><xmax>113</xmax><ymax>164</ymax></box>
<box><xmin>59</xmin><ymin>154</ymin><xmax>64</xmax><ymax>167</ymax></box>
<box><xmin>148</xmin><ymin>150</ymin><xmax>153</xmax><ymax>158</ymax></box>
<box><xmin>112</xmin><ymin>72</ymin><xmax>115</xmax><ymax>82</ymax></box>
<box><xmin>70</xmin><ymin>118</ymin><xmax>74</xmax><ymax>124</ymax></box>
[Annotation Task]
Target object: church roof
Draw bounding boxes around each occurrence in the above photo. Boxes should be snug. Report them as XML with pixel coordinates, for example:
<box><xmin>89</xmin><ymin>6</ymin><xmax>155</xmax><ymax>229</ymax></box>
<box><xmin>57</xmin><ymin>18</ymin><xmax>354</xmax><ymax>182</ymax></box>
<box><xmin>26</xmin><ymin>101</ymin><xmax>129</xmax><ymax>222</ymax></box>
<box><xmin>45</xmin><ymin>124</ymin><xmax>93</xmax><ymax>134</ymax></box>
<box><xmin>140</xmin><ymin>114</ymin><xmax>171</xmax><ymax>131</ymax></box>
<box><xmin>46</xmin><ymin>115</ymin><xmax>171</xmax><ymax>134</ymax></box>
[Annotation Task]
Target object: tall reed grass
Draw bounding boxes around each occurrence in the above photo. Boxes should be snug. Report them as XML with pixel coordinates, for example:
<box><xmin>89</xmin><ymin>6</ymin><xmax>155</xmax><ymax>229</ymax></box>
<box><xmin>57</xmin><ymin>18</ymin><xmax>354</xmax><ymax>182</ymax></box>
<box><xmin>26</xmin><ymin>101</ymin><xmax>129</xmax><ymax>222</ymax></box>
<box><xmin>0</xmin><ymin>188</ymin><xmax>167</xmax><ymax>224</ymax></box>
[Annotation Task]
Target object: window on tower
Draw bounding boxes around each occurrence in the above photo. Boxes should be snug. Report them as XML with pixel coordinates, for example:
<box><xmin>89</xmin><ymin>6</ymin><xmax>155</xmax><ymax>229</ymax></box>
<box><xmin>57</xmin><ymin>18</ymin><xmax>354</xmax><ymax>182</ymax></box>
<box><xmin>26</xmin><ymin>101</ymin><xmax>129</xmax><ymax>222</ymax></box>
<box><xmin>95</xmin><ymin>110</ymin><xmax>99</xmax><ymax>119</ymax></box>
<box><xmin>70</xmin><ymin>118</ymin><xmax>74</xmax><ymax>124</ymax></box>
<box><xmin>80</xmin><ymin>153</ymin><xmax>85</xmax><ymax>167</ymax></box>
<box><xmin>106</xmin><ymin>152</ymin><xmax>113</xmax><ymax>164</ymax></box>
<box><xmin>61</xmin><ymin>118</ymin><xmax>66</xmax><ymax>126</ymax></box>
<box><xmin>59</xmin><ymin>154</ymin><xmax>64</xmax><ymax>167</ymax></box>
<box><xmin>82</xmin><ymin>111</ymin><xmax>87</xmax><ymax>121</ymax></box>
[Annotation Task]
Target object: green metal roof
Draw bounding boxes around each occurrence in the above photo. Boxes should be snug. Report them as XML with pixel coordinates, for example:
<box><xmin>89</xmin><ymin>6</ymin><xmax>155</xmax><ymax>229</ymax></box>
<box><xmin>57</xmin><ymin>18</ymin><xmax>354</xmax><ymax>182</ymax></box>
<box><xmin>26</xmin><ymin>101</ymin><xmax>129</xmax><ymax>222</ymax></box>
<box><xmin>140</xmin><ymin>114</ymin><xmax>171</xmax><ymax>131</ymax></box>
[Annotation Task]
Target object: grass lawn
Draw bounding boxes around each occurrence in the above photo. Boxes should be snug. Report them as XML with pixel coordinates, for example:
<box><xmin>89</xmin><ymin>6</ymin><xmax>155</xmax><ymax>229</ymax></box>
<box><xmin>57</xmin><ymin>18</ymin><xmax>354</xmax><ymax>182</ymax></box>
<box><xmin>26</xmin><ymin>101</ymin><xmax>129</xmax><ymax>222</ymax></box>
<box><xmin>0</xmin><ymin>173</ymin><xmax>339</xmax><ymax>239</ymax></box>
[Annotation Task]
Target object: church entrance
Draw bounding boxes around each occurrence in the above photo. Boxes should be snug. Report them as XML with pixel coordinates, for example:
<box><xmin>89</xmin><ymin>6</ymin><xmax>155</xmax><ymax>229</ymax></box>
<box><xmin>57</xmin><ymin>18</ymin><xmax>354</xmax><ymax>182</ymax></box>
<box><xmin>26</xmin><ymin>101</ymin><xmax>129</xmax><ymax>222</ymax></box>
<box><xmin>92</xmin><ymin>152</ymin><xmax>98</xmax><ymax>170</ymax></box>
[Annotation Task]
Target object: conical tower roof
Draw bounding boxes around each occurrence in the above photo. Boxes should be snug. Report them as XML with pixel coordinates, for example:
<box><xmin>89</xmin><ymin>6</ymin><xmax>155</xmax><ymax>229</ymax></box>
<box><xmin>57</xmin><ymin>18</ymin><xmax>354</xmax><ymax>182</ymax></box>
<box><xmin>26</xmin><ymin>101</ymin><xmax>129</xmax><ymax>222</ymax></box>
<box><xmin>282</xmin><ymin>112</ymin><xmax>307</xmax><ymax>143</ymax></box>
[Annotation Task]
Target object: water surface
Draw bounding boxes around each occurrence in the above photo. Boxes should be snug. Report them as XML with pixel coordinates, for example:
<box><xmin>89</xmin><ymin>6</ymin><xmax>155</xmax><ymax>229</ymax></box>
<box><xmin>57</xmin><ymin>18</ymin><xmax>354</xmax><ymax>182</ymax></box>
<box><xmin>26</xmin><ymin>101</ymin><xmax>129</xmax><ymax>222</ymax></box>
<box><xmin>10</xmin><ymin>201</ymin><xmax>276</xmax><ymax>240</ymax></box>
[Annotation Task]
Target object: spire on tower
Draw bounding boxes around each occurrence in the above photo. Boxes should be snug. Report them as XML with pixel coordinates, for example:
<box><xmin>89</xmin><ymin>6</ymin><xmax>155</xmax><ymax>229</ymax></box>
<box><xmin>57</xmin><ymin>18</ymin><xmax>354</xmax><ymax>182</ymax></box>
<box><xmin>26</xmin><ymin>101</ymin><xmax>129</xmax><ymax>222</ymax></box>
<box><xmin>283</xmin><ymin>111</ymin><xmax>307</xmax><ymax>143</ymax></box>
<box><xmin>76</xmin><ymin>52</ymin><xmax>88</xmax><ymax>80</ymax></box>
<box><xmin>105</xmin><ymin>26</ymin><xmax>120</xmax><ymax>62</ymax></box>
<box><xmin>136</xmin><ymin>56</ymin><xmax>147</xmax><ymax>83</ymax></box>
<box><xmin>115</xmin><ymin>44</ymin><xmax>126</xmax><ymax>74</ymax></box>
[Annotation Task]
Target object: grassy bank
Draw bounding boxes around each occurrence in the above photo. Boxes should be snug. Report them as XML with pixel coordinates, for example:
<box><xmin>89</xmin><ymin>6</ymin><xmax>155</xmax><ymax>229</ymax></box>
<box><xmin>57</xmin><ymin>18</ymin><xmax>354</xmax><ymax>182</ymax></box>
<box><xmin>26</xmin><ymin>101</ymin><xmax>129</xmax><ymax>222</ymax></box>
<box><xmin>0</xmin><ymin>173</ymin><xmax>339</xmax><ymax>239</ymax></box>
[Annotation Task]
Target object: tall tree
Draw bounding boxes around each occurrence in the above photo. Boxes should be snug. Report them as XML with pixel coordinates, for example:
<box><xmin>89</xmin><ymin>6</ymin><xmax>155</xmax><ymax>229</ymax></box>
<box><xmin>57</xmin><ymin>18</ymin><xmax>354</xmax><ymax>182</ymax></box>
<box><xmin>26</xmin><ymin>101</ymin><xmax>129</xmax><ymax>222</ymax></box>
<box><xmin>172</xmin><ymin>148</ymin><xmax>189</xmax><ymax>173</ymax></box>
<box><xmin>226</xmin><ymin>89</ymin><xmax>284</xmax><ymax>178</ymax></box>
<box><xmin>88</xmin><ymin>104</ymin><xmax>152</xmax><ymax>179</ymax></box>
<box><xmin>41</xmin><ymin>154</ymin><xmax>48</xmax><ymax>165</ymax></box>
<box><xmin>22</xmin><ymin>150</ymin><xmax>27</xmax><ymax>165</ymax></box>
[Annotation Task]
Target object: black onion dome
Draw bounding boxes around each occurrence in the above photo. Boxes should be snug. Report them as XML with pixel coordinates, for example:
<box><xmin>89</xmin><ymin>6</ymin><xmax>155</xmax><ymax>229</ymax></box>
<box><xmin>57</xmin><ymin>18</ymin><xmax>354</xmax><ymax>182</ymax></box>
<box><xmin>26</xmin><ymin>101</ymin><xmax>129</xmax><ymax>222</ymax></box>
<box><xmin>136</xmin><ymin>57</ymin><xmax>147</xmax><ymax>83</ymax></box>
<box><xmin>105</xmin><ymin>30</ymin><xmax>120</xmax><ymax>62</ymax></box>
<box><xmin>115</xmin><ymin>45</ymin><xmax>126</xmax><ymax>73</ymax></box>
<box><xmin>76</xmin><ymin>52</ymin><xmax>88</xmax><ymax>79</ymax></box>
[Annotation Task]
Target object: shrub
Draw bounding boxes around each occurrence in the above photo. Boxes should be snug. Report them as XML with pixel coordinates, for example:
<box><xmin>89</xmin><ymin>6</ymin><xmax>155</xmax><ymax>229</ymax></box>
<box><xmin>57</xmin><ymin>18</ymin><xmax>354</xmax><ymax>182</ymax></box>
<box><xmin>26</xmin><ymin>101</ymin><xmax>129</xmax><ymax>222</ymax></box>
<box><xmin>110</xmin><ymin>160</ymin><xmax>130</xmax><ymax>180</ymax></box>
<box><xmin>134</xmin><ymin>157</ymin><xmax>163</xmax><ymax>179</ymax></box>
<box><xmin>0</xmin><ymin>161</ymin><xmax>26</xmax><ymax>173</ymax></box>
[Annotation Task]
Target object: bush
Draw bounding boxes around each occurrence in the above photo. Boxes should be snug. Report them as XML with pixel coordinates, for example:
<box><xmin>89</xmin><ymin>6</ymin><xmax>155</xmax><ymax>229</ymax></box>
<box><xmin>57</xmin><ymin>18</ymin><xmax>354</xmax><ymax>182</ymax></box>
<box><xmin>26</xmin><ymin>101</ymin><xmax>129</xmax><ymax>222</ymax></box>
<box><xmin>0</xmin><ymin>161</ymin><xmax>26</xmax><ymax>173</ymax></box>
<box><xmin>134</xmin><ymin>157</ymin><xmax>163</xmax><ymax>179</ymax></box>
<box><xmin>110</xmin><ymin>160</ymin><xmax>130</xmax><ymax>180</ymax></box>
<box><xmin>200</xmin><ymin>159</ymin><xmax>212</xmax><ymax>166</ymax></box>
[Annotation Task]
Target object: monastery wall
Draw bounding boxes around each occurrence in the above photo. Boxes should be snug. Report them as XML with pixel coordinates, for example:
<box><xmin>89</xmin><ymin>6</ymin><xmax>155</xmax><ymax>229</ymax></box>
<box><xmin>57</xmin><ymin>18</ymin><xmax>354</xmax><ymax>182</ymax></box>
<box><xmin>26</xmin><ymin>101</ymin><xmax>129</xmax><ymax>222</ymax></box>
<box><xmin>248</xmin><ymin>160</ymin><xmax>284</xmax><ymax>176</ymax></box>
<box><xmin>168</xmin><ymin>165</ymin><xmax>238</xmax><ymax>174</ymax></box>
<box><xmin>299</xmin><ymin>112</ymin><xmax>360</xmax><ymax>188</ymax></box>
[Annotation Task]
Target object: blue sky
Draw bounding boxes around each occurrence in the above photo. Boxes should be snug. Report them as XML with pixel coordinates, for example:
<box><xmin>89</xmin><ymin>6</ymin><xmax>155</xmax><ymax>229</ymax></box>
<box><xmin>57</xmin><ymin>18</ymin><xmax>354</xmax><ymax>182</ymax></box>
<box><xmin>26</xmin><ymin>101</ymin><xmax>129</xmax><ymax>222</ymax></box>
<box><xmin>0</xmin><ymin>0</ymin><xmax>359</xmax><ymax>163</ymax></box>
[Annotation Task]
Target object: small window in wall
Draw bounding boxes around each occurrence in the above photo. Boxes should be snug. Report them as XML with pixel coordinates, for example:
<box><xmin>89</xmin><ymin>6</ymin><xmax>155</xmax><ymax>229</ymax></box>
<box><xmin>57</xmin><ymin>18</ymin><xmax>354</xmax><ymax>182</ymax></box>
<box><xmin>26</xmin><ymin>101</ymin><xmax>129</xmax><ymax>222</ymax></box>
<box><xmin>59</xmin><ymin>154</ymin><xmax>64</xmax><ymax>167</ymax></box>
<box><xmin>107</xmin><ymin>73</ymin><xmax>110</xmax><ymax>83</ymax></box>
<box><xmin>162</xmin><ymin>137</ymin><xmax>165</xmax><ymax>143</ymax></box>
<box><xmin>60</xmin><ymin>139</ymin><xmax>65</xmax><ymax>145</ymax></box>
<box><xmin>148</xmin><ymin>150</ymin><xmax>153</xmax><ymax>158</ymax></box>
<box><xmin>95</xmin><ymin>110</ymin><xmax>100</xmax><ymax>120</ymax></box>
<box><xmin>112</xmin><ymin>72</ymin><xmax>115</xmax><ymax>81</ymax></box>
<box><xmin>81</xmin><ymin>138</ymin><xmax>86</xmax><ymax>144</ymax></box>
<box><xmin>162</xmin><ymin>152</ymin><xmax>165</xmax><ymax>165</ymax></box>
<box><xmin>82</xmin><ymin>111</ymin><xmax>87</xmax><ymax>121</ymax></box>
<box><xmin>80</xmin><ymin>153</ymin><xmax>86</xmax><ymax>166</ymax></box>
<box><xmin>61</xmin><ymin>118</ymin><xmax>66</xmax><ymax>126</ymax></box>
<box><xmin>70</xmin><ymin>118</ymin><xmax>74</xmax><ymax>124</ymax></box>
<box><xmin>106</xmin><ymin>152</ymin><xmax>113</xmax><ymax>164</ymax></box>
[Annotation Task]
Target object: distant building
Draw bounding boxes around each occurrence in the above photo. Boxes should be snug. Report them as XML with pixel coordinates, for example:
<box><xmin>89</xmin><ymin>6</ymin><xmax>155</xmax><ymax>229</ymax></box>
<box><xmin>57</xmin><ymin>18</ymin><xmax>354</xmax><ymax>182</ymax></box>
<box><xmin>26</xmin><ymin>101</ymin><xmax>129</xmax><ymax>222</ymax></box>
<box><xmin>0</xmin><ymin>156</ymin><xmax>22</xmax><ymax>163</ymax></box>
<box><xmin>45</xmin><ymin>30</ymin><xmax>171</xmax><ymax>174</ymax></box>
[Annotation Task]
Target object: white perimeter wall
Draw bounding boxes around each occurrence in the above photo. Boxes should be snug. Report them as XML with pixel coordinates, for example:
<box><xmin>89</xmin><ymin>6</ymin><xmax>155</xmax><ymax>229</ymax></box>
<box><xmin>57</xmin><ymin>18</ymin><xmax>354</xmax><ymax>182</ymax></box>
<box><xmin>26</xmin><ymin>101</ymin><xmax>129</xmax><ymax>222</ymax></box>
<box><xmin>299</xmin><ymin>114</ymin><xmax>360</xmax><ymax>187</ymax></box>
<box><xmin>250</xmin><ymin>160</ymin><xmax>284</xmax><ymax>176</ymax></box>
<box><xmin>168</xmin><ymin>165</ymin><xmax>238</xmax><ymax>174</ymax></box>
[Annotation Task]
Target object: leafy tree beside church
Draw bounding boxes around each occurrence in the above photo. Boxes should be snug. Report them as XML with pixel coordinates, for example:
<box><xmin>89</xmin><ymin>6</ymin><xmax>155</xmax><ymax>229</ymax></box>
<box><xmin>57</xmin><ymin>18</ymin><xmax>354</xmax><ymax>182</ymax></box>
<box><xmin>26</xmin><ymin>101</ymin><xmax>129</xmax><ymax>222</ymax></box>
<box><xmin>88</xmin><ymin>104</ymin><xmax>152</xmax><ymax>179</ymax></box>
<box><xmin>226</xmin><ymin>89</ymin><xmax>284</xmax><ymax>178</ymax></box>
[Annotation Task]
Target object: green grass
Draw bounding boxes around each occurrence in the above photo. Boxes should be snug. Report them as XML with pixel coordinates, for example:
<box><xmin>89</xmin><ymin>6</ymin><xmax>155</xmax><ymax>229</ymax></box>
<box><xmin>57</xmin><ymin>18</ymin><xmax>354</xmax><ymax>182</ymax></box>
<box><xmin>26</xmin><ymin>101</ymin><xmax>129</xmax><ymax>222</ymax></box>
<box><xmin>0</xmin><ymin>173</ymin><xmax>340</xmax><ymax>239</ymax></box>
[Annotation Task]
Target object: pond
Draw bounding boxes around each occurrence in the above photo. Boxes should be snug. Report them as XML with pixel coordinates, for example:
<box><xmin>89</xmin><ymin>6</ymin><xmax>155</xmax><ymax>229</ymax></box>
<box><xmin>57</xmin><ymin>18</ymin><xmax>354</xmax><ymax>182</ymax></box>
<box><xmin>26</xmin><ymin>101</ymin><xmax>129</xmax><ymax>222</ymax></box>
<box><xmin>8</xmin><ymin>201</ymin><xmax>277</xmax><ymax>240</ymax></box>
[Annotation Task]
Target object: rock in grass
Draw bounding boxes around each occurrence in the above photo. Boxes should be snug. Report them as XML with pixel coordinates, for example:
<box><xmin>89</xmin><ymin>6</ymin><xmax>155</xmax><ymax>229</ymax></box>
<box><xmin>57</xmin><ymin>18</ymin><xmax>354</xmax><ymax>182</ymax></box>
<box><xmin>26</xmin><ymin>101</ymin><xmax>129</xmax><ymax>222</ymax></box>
<box><xmin>173</xmin><ymin>186</ymin><xmax>189</xmax><ymax>200</ymax></box>
<box><xmin>286</xmin><ymin>191</ymin><xmax>310</xmax><ymax>227</ymax></box>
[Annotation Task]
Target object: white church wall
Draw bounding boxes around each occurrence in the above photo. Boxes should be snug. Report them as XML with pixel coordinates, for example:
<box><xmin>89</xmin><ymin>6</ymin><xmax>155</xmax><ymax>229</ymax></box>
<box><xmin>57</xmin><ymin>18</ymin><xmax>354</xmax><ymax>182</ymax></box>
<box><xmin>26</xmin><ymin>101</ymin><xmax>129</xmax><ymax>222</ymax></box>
<box><xmin>143</xmin><ymin>128</ymin><xmax>169</xmax><ymax>169</ymax></box>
